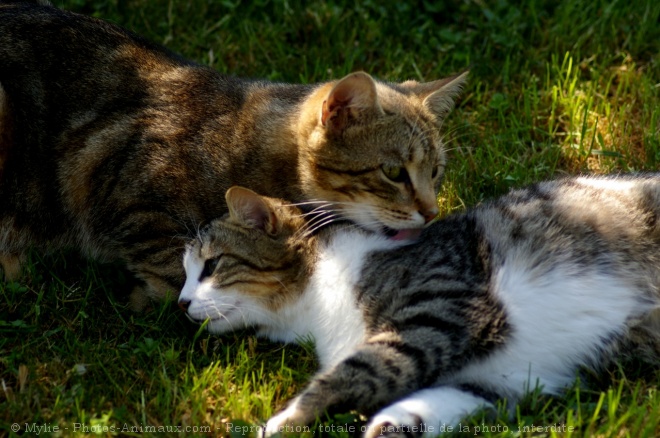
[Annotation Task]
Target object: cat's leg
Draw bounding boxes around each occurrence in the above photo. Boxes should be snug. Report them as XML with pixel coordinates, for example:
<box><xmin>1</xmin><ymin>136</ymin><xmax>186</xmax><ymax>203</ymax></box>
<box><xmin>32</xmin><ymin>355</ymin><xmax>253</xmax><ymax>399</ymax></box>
<box><xmin>0</xmin><ymin>253</ymin><xmax>24</xmax><ymax>281</ymax></box>
<box><xmin>125</xmin><ymin>245</ymin><xmax>186</xmax><ymax>311</ymax></box>
<box><xmin>98</xmin><ymin>209</ymin><xmax>189</xmax><ymax>311</ymax></box>
<box><xmin>264</xmin><ymin>337</ymin><xmax>435</xmax><ymax>437</ymax></box>
<box><xmin>129</xmin><ymin>278</ymin><xmax>178</xmax><ymax>312</ymax></box>
<box><xmin>363</xmin><ymin>386</ymin><xmax>493</xmax><ymax>438</ymax></box>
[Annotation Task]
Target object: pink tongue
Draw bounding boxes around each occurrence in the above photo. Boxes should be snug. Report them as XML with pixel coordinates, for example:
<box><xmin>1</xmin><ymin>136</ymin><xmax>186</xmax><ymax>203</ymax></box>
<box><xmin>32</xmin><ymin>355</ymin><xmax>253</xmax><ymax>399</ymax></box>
<box><xmin>391</xmin><ymin>228</ymin><xmax>423</xmax><ymax>241</ymax></box>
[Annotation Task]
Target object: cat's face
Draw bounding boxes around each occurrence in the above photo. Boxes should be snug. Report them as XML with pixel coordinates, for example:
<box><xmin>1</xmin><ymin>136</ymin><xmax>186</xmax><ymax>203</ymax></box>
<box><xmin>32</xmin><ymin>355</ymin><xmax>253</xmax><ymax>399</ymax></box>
<box><xmin>179</xmin><ymin>187</ymin><xmax>307</xmax><ymax>334</ymax></box>
<box><xmin>298</xmin><ymin>71</ymin><xmax>467</xmax><ymax>240</ymax></box>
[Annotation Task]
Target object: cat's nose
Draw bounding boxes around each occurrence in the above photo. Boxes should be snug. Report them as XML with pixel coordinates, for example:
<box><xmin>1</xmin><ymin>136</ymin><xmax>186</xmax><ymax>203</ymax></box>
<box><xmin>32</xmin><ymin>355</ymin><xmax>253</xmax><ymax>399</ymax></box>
<box><xmin>178</xmin><ymin>299</ymin><xmax>191</xmax><ymax>312</ymax></box>
<box><xmin>422</xmin><ymin>207</ymin><xmax>439</xmax><ymax>224</ymax></box>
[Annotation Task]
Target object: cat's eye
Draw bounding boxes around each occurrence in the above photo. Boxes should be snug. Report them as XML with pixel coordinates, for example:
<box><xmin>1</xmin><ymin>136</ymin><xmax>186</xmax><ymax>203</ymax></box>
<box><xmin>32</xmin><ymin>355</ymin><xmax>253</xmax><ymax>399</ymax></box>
<box><xmin>431</xmin><ymin>166</ymin><xmax>440</xmax><ymax>179</ymax></box>
<box><xmin>382</xmin><ymin>166</ymin><xmax>410</xmax><ymax>184</ymax></box>
<box><xmin>200</xmin><ymin>256</ymin><xmax>221</xmax><ymax>280</ymax></box>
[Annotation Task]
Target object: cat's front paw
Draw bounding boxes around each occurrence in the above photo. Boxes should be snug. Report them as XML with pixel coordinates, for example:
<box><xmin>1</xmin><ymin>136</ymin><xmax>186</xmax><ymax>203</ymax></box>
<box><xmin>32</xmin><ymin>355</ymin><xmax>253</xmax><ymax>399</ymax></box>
<box><xmin>0</xmin><ymin>253</ymin><xmax>24</xmax><ymax>281</ymax></box>
<box><xmin>263</xmin><ymin>399</ymin><xmax>307</xmax><ymax>437</ymax></box>
<box><xmin>364</xmin><ymin>408</ymin><xmax>425</xmax><ymax>438</ymax></box>
<box><xmin>363</xmin><ymin>387</ymin><xmax>492</xmax><ymax>438</ymax></box>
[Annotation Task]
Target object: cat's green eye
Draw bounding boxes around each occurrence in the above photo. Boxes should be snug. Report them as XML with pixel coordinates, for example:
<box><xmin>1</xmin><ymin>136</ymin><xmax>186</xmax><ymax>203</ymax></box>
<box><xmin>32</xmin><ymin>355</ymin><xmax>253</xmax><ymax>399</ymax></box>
<box><xmin>382</xmin><ymin>166</ymin><xmax>409</xmax><ymax>183</ymax></box>
<box><xmin>200</xmin><ymin>256</ymin><xmax>222</xmax><ymax>280</ymax></box>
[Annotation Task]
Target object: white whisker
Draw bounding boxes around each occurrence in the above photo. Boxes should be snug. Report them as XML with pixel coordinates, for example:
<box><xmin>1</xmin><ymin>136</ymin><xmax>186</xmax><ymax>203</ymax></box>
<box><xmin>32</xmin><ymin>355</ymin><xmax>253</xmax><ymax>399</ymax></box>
<box><xmin>300</xmin><ymin>216</ymin><xmax>345</xmax><ymax>238</ymax></box>
<box><xmin>279</xmin><ymin>200</ymin><xmax>340</xmax><ymax>208</ymax></box>
<box><xmin>292</xmin><ymin>205</ymin><xmax>337</xmax><ymax>219</ymax></box>
<box><xmin>295</xmin><ymin>216</ymin><xmax>342</xmax><ymax>239</ymax></box>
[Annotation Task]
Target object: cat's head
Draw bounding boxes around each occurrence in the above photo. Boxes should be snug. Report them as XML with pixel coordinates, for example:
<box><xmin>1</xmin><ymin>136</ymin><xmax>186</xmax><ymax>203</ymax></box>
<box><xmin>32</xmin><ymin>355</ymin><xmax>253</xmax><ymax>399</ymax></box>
<box><xmin>298</xmin><ymin>70</ymin><xmax>468</xmax><ymax>240</ymax></box>
<box><xmin>179</xmin><ymin>186</ymin><xmax>311</xmax><ymax>335</ymax></box>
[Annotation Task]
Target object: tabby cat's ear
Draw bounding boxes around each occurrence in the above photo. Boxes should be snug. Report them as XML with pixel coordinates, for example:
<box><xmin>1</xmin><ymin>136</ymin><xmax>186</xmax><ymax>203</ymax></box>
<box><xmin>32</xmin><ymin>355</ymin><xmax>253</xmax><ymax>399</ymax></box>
<box><xmin>225</xmin><ymin>187</ymin><xmax>279</xmax><ymax>235</ymax></box>
<box><xmin>402</xmin><ymin>70</ymin><xmax>469</xmax><ymax>121</ymax></box>
<box><xmin>321</xmin><ymin>72</ymin><xmax>382</xmax><ymax>131</ymax></box>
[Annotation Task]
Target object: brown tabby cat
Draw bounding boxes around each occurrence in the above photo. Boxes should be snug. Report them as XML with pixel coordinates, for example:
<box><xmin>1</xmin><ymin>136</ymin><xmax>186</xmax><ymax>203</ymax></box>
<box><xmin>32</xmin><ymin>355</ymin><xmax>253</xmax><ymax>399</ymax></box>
<box><xmin>0</xmin><ymin>1</ymin><xmax>467</xmax><ymax>309</ymax></box>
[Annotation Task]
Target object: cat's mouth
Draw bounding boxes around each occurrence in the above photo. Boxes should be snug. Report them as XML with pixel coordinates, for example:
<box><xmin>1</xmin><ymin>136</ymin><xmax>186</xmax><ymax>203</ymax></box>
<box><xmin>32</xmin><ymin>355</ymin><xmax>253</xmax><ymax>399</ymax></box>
<box><xmin>184</xmin><ymin>311</ymin><xmax>224</xmax><ymax>325</ymax></box>
<box><xmin>185</xmin><ymin>313</ymin><xmax>210</xmax><ymax>324</ymax></box>
<box><xmin>383</xmin><ymin>227</ymin><xmax>423</xmax><ymax>241</ymax></box>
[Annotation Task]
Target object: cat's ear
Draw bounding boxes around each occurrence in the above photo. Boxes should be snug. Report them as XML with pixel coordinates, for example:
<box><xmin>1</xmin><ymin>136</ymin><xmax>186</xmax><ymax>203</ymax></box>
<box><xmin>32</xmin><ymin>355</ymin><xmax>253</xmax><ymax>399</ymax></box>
<box><xmin>402</xmin><ymin>70</ymin><xmax>469</xmax><ymax>121</ymax></box>
<box><xmin>225</xmin><ymin>186</ymin><xmax>279</xmax><ymax>235</ymax></box>
<box><xmin>321</xmin><ymin>72</ymin><xmax>382</xmax><ymax>131</ymax></box>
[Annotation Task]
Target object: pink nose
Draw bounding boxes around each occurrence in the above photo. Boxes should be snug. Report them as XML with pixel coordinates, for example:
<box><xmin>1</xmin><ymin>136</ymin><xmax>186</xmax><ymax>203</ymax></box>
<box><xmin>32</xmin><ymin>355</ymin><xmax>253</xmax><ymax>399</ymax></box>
<box><xmin>178</xmin><ymin>299</ymin><xmax>190</xmax><ymax>312</ymax></box>
<box><xmin>422</xmin><ymin>207</ymin><xmax>439</xmax><ymax>224</ymax></box>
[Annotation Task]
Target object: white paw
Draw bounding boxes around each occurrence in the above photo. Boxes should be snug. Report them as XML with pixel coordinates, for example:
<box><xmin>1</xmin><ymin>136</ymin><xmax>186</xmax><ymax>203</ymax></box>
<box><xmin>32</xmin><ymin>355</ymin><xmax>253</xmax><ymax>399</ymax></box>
<box><xmin>363</xmin><ymin>387</ymin><xmax>491</xmax><ymax>438</ymax></box>
<box><xmin>365</xmin><ymin>406</ymin><xmax>424</xmax><ymax>438</ymax></box>
<box><xmin>264</xmin><ymin>400</ymin><xmax>303</xmax><ymax>437</ymax></box>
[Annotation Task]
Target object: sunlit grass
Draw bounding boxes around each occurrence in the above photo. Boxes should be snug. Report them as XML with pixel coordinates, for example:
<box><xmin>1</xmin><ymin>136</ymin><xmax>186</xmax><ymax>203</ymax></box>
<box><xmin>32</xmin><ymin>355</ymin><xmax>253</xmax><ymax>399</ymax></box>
<box><xmin>2</xmin><ymin>0</ymin><xmax>660</xmax><ymax>437</ymax></box>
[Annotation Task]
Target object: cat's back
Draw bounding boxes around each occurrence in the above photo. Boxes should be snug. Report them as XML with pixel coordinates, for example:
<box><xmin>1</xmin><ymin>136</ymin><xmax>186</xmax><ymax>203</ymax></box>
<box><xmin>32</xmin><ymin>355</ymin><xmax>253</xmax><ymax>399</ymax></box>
<box><xmin>469</xmin><ymin>173</ymin><xmax>660</xmax><ymax>343</ymax></box>
<box><xmin>0</xmin><ymin>2</ymin><xmax>185</xmax><ymax>69</ymax></box>
<box><xmin>0</xmin><ymin>1</ymin><xmax>208</xmax><ymax>117</ymax></box>
<box><xmin>357</xmin><ymin>173</ymin><xmax>660</xmax><ymax>315</ymax></box>
<box><xmin>0</xmin><ymin>2</ymin><xmax>307</xmax><ymax>159</ymax></box>
<box><xmin>477</xmin><ymin>174</ymin><xmax>660</xmax><ymax>265</ymax></box>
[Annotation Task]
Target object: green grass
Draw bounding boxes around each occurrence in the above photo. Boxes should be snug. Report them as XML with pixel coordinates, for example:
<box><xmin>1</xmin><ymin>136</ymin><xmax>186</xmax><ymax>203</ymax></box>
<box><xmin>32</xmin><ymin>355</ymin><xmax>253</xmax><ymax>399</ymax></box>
<box><xmin>2</xmin><ymin>0</ymin><xmax>660</xmax><ymax>436</ymax></box>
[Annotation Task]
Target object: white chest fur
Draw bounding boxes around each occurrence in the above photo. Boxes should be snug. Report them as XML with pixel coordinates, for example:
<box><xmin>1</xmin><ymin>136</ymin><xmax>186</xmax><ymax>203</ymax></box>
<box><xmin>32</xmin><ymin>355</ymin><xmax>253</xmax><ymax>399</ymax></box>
<box><xmin>271</xmin><ymin>230</ymin><xmax>402</xmax><ymax>370</ymax></box>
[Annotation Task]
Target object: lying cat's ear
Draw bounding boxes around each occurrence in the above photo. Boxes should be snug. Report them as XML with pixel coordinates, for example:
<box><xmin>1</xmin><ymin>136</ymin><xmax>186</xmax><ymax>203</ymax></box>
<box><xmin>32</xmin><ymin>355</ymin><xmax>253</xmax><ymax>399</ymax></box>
<box><xmin>321</xmin><ymin>72</ymin><xmax>382</xmax><ymax>131</ymax></box>
<box><xmin>402</xmin><ymin>70</ymin><xmax>469</xmax><ymax>121</ymax></box>
<box><xmin>225</xmin><ymin>187</ymin><xmax>279</xmax><ymax>235</ymax></box>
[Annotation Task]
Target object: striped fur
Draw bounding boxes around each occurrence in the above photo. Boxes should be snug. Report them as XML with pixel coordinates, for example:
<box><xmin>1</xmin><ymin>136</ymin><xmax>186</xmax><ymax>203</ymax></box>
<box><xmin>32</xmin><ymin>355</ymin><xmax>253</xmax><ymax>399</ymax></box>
<box><xmin>180</xmin><ymin>175</ymin><xmax>660</xmax><ymax>437</ymax></box>
<box><xmin>0</xmin><ymin>1</ymin><xmax>466</xmax><ymax>309</ymax></box>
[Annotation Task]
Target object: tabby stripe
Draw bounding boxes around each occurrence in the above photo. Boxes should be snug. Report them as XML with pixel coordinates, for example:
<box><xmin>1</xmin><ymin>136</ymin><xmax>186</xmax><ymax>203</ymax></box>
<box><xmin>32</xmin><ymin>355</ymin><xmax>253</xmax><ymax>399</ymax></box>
<box><xmin>398</xmin><ymin>290</ymin><xmax>437</xmax><ymax>308</ymax></box>
<box><xmin>344</xmin><ymin>357</ymin><xmax>378</xmax><ymax>375</ymax></box>
<box><xmin>396</xmin><ymin>313</ymin><xmax>464</xmax><ymax>336</ymax></box>
<box><xmin>88</xmin><ymin>138</ymin><xmax>136</xmax><ymax>208</ymax></box>
<box><xmin>360</xmin><ymin>186</ymin><xmax>395</xmax><ymax>198</ymax></box>
<box><xmin>394</xmin><ymin>313</ymin><xmax>465</xmax><ymax>352</ymax></box>
<box><xmin>128</xmin><ymin>245</ymin><xmax>181</xmax><ymax>266</ymax></box>
<box><xmin>85</xmin><ymin>121</ymin><xmax>161</xmax><ymax>205</ymax></box>
<box><xmin>423</xmin><ymin>253</ymin><xmax>454</xmax><ymax>267</ymax></box>
<box><xmin>415</xmin><ymin>112</ymin><xmax>435</xmax><ymax>132</ymax></box>
<box><xmin>68</xmin><ymin>108</ymin><xmax>142</xmax><ymax>153</ymax></box>
<box><xmin>360</xmin><ymin>378</ymin><xmax>379</xmax><ymax>395</ymax></box>
<box><xmin>421</xmin><ymin>271</ymin><xmax>463</xmax><ymax>283</ymax></box>
<box><xmin>407</xmin><ymin>115</ymin><xmax>435</xmax><ymax>155</ymax></box>
<box><xmin>114</xmin><ymin>219</ymin><xmax>182</xmax><ymax>243</ymax></box>
<box><xmin>316</xmin><ymin>164</ymin><xmax>379</xmax><ymax>177</ymax></box>
<box><xmin>217</xmin><ymin>279</ymin><xmax>283</xmax><ymax>289</ymax></box>
<box><xmin>119</xmin><ymin>229</ymin><xmax>181</xmax><ymax>254</ymax></box>
<box><xmin>431</xmin><ymin>345</ymin><xmax>447</xmax><ymax>362</ymax></box>
<box><xmin>346</xmin><ymin>355</ymin><xmax>420</xmax><ymax>396</ymax></box>
<box><xmin>117</xmin><ymin>228</ymin><xmax>176</xmax><ymax>249</ymax></box>
<box><xmin>383</xmin><ymin>358</ymin><xmax>402</xmax><ymax>377</ymax></box>
<box><xmin>369</xmin><ymin>339</ymin><xmax>428</xmax><ymax>386</ymax></box>
<box><xmin>225</xmin><ymin>254</ymin><xmax>293</xmax><ymax>273</ymax></box>
<box><xmin>415</xmin><ymin>284</ymin><xmax>474</xmax><ymax>300</ymax></box>
<box><xmin>106</xmin><ymin>204</ymin><xmax>175</xmax><ymax>236</ymax></box>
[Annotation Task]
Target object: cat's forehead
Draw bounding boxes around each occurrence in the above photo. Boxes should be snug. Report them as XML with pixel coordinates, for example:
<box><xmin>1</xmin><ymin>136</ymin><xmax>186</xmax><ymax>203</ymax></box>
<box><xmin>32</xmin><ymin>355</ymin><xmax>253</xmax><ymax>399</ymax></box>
<box><xmin>195</xmin><ymin>220</ymin><xmax>232</xmax><ymax>252</ymax></box>
<box><xmin>367</xmin><ymin>116</ymin><xmax>444</xmax><ymax>164</ymax></box>
<box><xmin>376</xmin><ymin>82</ymin><xmax>434</xmax><ymax>116</ymax></box>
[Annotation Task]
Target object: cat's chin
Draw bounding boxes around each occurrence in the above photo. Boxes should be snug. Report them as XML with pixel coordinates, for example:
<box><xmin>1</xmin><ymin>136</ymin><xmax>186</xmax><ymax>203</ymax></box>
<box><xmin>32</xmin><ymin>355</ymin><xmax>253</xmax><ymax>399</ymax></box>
<box><xmin>383</xmin><ymin>227</ymin><xmax>423</xmax><ymax>242</ymax></box>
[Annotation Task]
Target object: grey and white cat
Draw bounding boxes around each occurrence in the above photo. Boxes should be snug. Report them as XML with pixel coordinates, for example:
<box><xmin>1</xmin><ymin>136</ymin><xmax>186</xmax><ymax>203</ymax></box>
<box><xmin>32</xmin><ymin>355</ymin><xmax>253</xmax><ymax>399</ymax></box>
<box><xmin>179</xmin><ymin>175</ymin><xmax>660</xmax><ymax>437</ymax></box>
